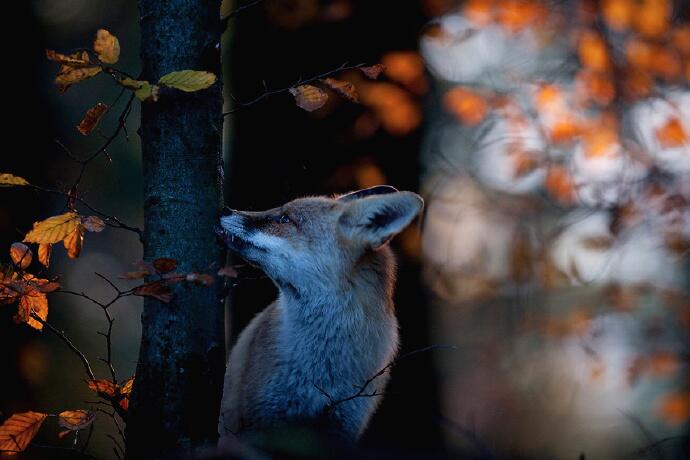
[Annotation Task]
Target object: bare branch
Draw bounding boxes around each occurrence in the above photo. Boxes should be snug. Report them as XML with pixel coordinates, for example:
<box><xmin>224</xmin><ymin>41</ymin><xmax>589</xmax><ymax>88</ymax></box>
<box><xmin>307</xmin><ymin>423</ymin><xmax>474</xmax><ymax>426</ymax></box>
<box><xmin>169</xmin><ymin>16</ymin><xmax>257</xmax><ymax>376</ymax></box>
<box><xmin>31</xmin><ymin>314</ymin><xmax>95</xmax><ymax>381</ymax></box>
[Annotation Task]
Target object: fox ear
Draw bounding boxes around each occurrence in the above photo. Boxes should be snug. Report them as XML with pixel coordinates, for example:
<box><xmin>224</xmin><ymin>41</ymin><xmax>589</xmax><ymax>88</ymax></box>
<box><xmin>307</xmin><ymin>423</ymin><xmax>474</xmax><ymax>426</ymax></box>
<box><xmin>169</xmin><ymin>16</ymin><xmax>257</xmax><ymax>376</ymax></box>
<box><xmin>338</xmin><ymin>191</ymin><xmax>424</xmax><ymax>249</ymax></box>
<box><xmin>337</xmin><ymin>185</ymin><xmax>398</xmax><ymax>202</ymax></box>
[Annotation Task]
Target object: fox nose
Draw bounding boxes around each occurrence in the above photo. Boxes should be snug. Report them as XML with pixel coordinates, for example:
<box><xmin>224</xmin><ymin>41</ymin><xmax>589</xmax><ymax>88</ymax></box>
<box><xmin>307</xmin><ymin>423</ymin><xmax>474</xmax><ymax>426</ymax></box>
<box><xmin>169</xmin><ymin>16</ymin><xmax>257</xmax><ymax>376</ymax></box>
<box><xmin>220</xmin><ymin>207</ymin><xmax>234</xmax><ymax>217</ymax></box>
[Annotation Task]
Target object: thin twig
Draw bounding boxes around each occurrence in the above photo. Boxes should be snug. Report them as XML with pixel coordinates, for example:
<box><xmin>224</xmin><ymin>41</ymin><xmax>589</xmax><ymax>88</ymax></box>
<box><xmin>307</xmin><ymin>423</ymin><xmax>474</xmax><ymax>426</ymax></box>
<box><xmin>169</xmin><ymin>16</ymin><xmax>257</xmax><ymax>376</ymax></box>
<box><xmin>31</xmin><ymin>314</ymin><xmax>95</xmax><ymax>381</ymax></box>
<box><xmin>224</xmin><ymin>62</ymin><xmax>366</xmax><ymax>116</ymax></box>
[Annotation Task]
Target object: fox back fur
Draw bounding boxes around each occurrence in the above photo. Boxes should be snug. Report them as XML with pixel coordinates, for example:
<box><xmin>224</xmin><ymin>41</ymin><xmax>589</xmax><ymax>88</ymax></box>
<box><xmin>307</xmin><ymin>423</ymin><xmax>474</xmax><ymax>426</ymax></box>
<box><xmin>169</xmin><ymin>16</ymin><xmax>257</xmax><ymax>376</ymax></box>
<box><xmin>217</xmin><ymin>186</ymin><xmax>423</xmax><ymax>447</ymax></box>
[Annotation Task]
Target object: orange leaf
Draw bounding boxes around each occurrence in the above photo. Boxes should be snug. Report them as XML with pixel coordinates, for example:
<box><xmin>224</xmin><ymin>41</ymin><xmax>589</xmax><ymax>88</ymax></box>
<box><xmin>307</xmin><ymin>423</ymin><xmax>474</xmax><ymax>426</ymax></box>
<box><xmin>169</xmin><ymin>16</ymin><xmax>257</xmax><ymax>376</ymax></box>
<box><xmin>463</xmin><ymin>0</ymin><xmax>494</xmax><ymax>26</ymax></box>
<box><xmin>87</xmin><ymin>379</ymin><xmax>119</xmax><ymax>397</ymax></box>
<box><xmin>545</xmin><ymin>166</ymin><xmax>575</xmax><ymax>204</ymax></box>
<box><xmin>578</xmin><ymin>31</ymin><xmax>610</xmax><ymax>72</ymax></box>
<box><xmin>381</xmin><ymin>51</ymin><xmax>424</xmax><ymax>86</ymax></box>
<box><xmin>601</xmin><ymin>0</ymin><xmax>633</xmax><ymax>31</ymax></box>
<box><xmin>359</xmin><ymin>64</ymin><xmax>386</xmax><ymax>79</ymax></box>
<box><xmin>289</xmin><ymin>84</ymin><xmax>328</xmax><ymax>112</ymax></box>
<box><xmin>76</xmin><ymin>103</ymin><xmax>108</xmax><ymax>136</ymax></box>
<box><xmin>443</xmin><ymin>87</ymin><xmax>489</xmax><ymax>126</ymax></box>
<box><xmin>153</xmin><ymin>258</ymin><xmax>177</xmax><ymax>274</ymax></box>
<box><xmin>58</xmin><ymin>410</ymin><xmax>95</xmax><ymax>431</ymax></box>
<box><xmin>15</xmin><ymin>294</ymin><xmax>48</xmax><ymax>331</ymax></box>
<box><xmin>655</xmin><ymin>117</ymin><xmax>688</xmax><ymax>148</ymax></box>
<box><xmin>37</xmin><ymin>244</ymin><xmax>52</xmax><ymax>268</ymax></box>
<box><xmin>656</xmin><ymin>391</ymin><xmax>690</xmax><ymax>426</ymax></box>
<box><xmin>360</xmin><ymin>83</ymin><xmax>421</xmax><ymax>135</ymax></box>
<box><xmin>63</xmin><ymin>225</ymin><xmax>85</xmax><ymax>259</ymax></box>
<box><xmin>82</xmin><ymin>216</ymin><xmax>106</xmax><ymax>233</ymax></box>
<box><xmin>633</xmin><ymin>0</ymin><xmax>671</xmax><ymax>39</ymax></box>
<box><xmin>10</xmin><ymin>243</ymin><xmax>32</xmax><ymax>270</ymax></box>
<box><xmin>0</xmin><ymin>411</ymin><xmax>48</xmax><ymax>453</ymax></box>
<box><xmin>321</xmin><ymin>77</ymin><xmax>359</xmax><ymax>103</ymax></box>
<box><xmin>133</xmin><ymin>281</ymin><xmax>174</xmax><ymax>303</ymax></box>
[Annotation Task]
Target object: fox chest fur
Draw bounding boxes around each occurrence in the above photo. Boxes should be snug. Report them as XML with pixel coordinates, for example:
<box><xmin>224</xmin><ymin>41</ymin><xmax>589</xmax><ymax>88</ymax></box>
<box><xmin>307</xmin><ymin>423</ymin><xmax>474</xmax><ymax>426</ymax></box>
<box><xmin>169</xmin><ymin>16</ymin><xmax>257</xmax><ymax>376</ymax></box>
<box><xmin>217</xmin><ymin>186</ymin><xmax>422</xmax><ymax>446</ymax></box>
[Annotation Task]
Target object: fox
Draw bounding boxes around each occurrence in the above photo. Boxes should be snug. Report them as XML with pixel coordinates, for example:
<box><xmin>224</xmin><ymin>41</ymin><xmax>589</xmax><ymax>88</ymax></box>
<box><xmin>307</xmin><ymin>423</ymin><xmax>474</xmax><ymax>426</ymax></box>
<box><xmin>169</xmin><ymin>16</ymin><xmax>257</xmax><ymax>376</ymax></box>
<box><xmin>216</xmin><ymin>185</ymin><xmax>423</xmax><ymax>448</ymax></box>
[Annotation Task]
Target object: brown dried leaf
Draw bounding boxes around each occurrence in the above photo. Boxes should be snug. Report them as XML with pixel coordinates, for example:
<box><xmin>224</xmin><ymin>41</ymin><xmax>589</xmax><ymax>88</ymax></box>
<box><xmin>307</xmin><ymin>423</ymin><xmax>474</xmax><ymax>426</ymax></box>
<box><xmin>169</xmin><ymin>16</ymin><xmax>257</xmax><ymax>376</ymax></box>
<box><xmin>77</xmin><ymin>103</ymin><xmax>108</xmax><ymax>136</ymax></box>
<box><xmin>0</xmin><ymin>411</ymin><xmax>48</xmax><ymax>453</ymax></box>
<box><xmin>153</xmin><ymin>258</ymin><xmax>177</xmax><ymax>274</ymax></box>
<box><xmin>133</xmin><ymin>281</ymin><xmax>174</xmax><ymax>303</ymax></box>
<box><xmin>37</xmin><ymin>282</ymin><xmax>60</xmax><ymax>294</ymax></box>
<box><xmin>63</xmin><ymin>225</ymin><xmax>85</xmax><ymax>259</ymax></box>
<box><xmin>15</xmin><ymin>294</ymin><xmax>48</xmax><ymax>330</ymax></box>
<box><xmin>10</xmin><ymin>243</ymin><xmax>32</xmax><ymax>270</ymax></box>
<box><xmin>321</xmin><ymin>77</ymin><xmax>359</xmax><ymax>103</ymax></box>
<box><xmin>289</xmin><ymin>84</ymin><xmax>328</xmax><ymax>112</ymax></box>
<box><xmin>82</xmin><ymin>216</ymin><xmax>106</xmax><ymax>233</ymax></box>
<box><xmin>360</xmin><ymin>64</ymin><xmax>386</xmax><ymax>79</ymax></box>
<box><xmin>93</xmin><ymin>29</ymin><xmax>120</xmax><ymax>64</ymax></box>
<box><xmin>0</xmin><ymin>173</ymin><xmax>29</xmax><ymax>187</ymax></box>
<box><xmin>217</xmin><ymin>266</ymin><xmax>238</xmax><ymax>278</ymax></box>
<box><xmin>24</xmin><ymin>213</ymin><xmax>81</xmax><ymax>244</ymax></box>
<box><xmin>58</xmin><ymin>410</ymin><xmax>95</xmax><ymax>431</ymax></box>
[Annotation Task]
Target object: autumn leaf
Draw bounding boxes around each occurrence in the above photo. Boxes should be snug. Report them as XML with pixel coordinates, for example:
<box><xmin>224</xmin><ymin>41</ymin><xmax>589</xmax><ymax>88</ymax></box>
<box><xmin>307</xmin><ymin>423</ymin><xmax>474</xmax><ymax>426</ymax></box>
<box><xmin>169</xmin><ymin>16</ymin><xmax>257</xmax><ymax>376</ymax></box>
<box><xmin>289</xmin><ymin>85</ymin><xmax>328</xmax><ymax>112</ymax></box>
<box><xmin>633</xmin><ymin>0</ymin><xmax>671</xmax><ymax>39</ymax></box>
<box><xmin>38</xmin><ymin>244</ymin><xmax>52</xmax><ymax>268</ymax></box>
<box><xmin>158</xmin><ymin>70</ymin><xmax>217</xmax><ymax>92</ymax></box>
<box><xmin>119</xmin><ymin>376</ymin><xmax>134</xmax><ymax>411</ymax></box>
<box><xmin>601</xmin><ymin>0</ymin><xmax>633</xmax><ymax>31</ymax></box>
<box><xmin>46</xmin><ymin>50</ymin><xmax>102</xmax><ymax>93</ymax></box>
<box><xmin>133</xmin><ymin>281</ymin><xmax>173</xmax><ymax>303</ymax></box>
<box><xmin>656</xmin><ymin>391</ymin><xmax>690</xmax><ymax>426</ymax></box>
<box><xmin>320</xmin><ymin>78</ymin><xmax>359</xmax><ymax>103</ymax></box>
<box><xmin>153</xmin><ymin>258</ymin><xmax>177</xmax><ymax>274</ymax></box>
<box><xmin>119</xmin><ymin>77</ymin><xmax>160</xmax><ymax>102</ymax></box>
<box><xmin>77</xmin><ymin>103</ymin><xmax>108</xmax><ymax>136</ymax></box>
<box><xmin>359</xmin><ymin>64</ymin><xmax>386</xmax><ymax>79</ymax></box>
<box><xmin>93</xmin><ymin>29</ymin><xmax>120</xmax><ymax>64</ymax></box>
<box><xmin>217</xmin><ymin>266</ymin><xmax>238</xmax><ymax>278</ymax></box>
<box><xmin>443</xmin><ymin>87</ymin><xmax>489</xmax><ymax>126</ymax></box>
<box><xmin>578</xmin><ymin>31</ymin><xmax>610</xmax><ymax>72</ymax></box>
<box><xmin>24</xmin><ymin>213</ymin><xmax>81</xmax><ymax>244</ymax></box>
<box><xmin>58</xmin><ymin>410</ymin><xmax>95</xmax><ymax>431</ymax></box>
<box><xmin>0</xmin><ymin>173</ymin><xmax>29</xmax><ymax>187</ymax></box>
<box><xmin>655</xmin><ymin>117</ymin><xmax>688</xmax><ymax>148</ymax></box>
<box><xmin>63</xmin><ymin>225</ymin><xmax>85</xmax><ymax>259</ymax></box>
<box><xmin>87</xmin><ymin>379</ymin><xmax>119</xmax><ymax>397</ymax></box>
<box><xmin>0</xmin><ymin>272</ymin><xmax>54</xmax><ymax>330</ymax></box>
<box><xmin>10</xmin><ymin>243</ymin><xmax>32</xmax><ymax>270</ymax></box>
<box><xmin>0</xmin><ymin>411</ymin><xmax>48</xmax><ymax>453</ymax></box>
<box><xmin>16</xmin><ymin>292</ymin><xmax>48</xmax><ymax>330</ymax></box>
<box><xmin>82</xmin><ymin>216</ymin><xmax>106</xmax><ymax>233</ymax></box>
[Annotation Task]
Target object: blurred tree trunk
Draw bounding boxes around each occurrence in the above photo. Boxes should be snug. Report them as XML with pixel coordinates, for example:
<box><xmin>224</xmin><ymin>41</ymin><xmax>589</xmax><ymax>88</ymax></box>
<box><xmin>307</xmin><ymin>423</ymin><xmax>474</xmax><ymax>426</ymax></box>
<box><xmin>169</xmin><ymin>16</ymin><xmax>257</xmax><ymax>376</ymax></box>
<box><xmin>125</xmin><ymin>1</ymin><xmax>226</xmax><ymax>458</ymax></box>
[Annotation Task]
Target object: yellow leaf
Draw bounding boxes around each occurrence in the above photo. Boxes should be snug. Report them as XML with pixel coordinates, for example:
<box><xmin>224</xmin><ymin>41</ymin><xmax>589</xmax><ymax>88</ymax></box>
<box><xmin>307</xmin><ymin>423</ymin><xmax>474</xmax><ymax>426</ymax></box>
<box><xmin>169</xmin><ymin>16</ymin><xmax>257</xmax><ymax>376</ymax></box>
<box><xmin>82</xmin><ymin>216</ymin><xmax>106</xmax><ymax>232</ymax></box>
<box><xmin>158</xmin><ymin>70</ymin><xmax>217</xmax><ymax>92</ymax></box>
<box><xmin>10</xmin><ymin>243</ymin><xmax>32</xmax><ymax>270</ymax></box>
<box><xmin>38</xmin><ymin>244</ymin><xmax>52</xmax><ymax>268</ymax></box>
<box><xmin>63</xmin><ymin>224</ymin><xmax>85</xmax><ymax>259</ymax></box>
<box><xmin>58</xmin><ymin>410</ymin><xmax>95</xmax><ymax>431</ymax></box>
<box><xmin>93</xmin><ymin>29</ymin><xmax>120</xmax><ymax>64</ymax></box>
<box><xmin>0</xmin><ymin>173</ymin><xmax>29</xmax><ymax>187</ymax></box>
<box><xmin>77</xmin><ymin>103</ymin><xmax>108</xmax><ymax>136</ymax></box>
<box><xmin>321</xmin><ymin>77</ymin><xmax>359</xmax><ymax>103</ymax></box>
<box><xmin>24</xmin><ymin>213</ymin><xmax>81</xmax><ymax>244</ymax></box>
<box><xmin>0</xmin><ymin>411</ymin><xmax>48</xmax><ymax>453</ymax></box>
<box><xmin>289</xmin><ymin>84</ymin><xmax>328</xmax><ymax>112</ymax></box>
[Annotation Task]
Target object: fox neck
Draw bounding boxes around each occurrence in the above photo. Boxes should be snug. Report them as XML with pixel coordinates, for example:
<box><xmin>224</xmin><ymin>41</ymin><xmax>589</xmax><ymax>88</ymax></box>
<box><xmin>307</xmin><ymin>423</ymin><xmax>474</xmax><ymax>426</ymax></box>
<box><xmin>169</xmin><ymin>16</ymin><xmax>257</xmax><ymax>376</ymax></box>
<box><xmin>275</xmin><ymin>247</ymin><xmax>398</xmax><ymax>388</ymax></box>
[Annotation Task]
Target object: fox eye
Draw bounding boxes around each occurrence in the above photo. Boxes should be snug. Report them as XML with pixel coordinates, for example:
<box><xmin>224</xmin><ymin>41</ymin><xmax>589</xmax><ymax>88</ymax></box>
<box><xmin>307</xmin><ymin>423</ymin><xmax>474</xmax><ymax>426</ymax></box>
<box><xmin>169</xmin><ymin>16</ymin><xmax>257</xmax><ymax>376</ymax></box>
<box><xmin>279</xmin><ymin>214</ymin><xmax>292</xmax><ymax>224</ymax></box>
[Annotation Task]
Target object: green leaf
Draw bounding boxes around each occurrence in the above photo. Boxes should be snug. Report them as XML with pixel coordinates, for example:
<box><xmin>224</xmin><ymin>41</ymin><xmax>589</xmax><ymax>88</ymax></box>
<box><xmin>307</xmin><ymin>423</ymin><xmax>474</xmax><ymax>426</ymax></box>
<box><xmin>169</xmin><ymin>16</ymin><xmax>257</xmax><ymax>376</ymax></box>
<box><xmin>158</xmin><ymin>70</ymin><xmax>217</xmax><ymax>92</ymax></box>
<box><xmin>119</xmin><ymin>78</ymin><xmax>159</xmax><ymax>102</ymax></box>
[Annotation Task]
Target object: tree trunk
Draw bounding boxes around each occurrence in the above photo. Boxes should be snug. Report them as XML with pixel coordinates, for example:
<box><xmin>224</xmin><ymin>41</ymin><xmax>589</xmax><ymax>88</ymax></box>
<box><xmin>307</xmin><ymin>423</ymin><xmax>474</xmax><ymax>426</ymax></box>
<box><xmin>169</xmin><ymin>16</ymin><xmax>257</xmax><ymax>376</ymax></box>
<box><xmin>125</xmin><ymin>1</ymin><xmax>225</xmax><ymax>458</ymax></box>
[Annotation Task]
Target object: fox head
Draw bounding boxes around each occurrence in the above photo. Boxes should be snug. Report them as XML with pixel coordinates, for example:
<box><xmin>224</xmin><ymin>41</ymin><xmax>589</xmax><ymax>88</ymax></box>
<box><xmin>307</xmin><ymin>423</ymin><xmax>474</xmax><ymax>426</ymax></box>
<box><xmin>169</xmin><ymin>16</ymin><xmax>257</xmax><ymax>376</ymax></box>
<box><xmin>218</xmin><ymin>186</ymin><xmax>423</xmax><ymax>294</ymax></box>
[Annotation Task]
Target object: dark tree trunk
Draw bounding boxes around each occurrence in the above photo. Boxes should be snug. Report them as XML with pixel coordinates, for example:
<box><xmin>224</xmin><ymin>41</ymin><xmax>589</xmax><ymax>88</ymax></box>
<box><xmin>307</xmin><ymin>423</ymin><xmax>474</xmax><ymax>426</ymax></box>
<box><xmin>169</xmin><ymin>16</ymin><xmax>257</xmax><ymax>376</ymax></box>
<box><xmin>125</xmin><ymin>1</ymin><xmax>225</xmax><ymax>458</ymax></box>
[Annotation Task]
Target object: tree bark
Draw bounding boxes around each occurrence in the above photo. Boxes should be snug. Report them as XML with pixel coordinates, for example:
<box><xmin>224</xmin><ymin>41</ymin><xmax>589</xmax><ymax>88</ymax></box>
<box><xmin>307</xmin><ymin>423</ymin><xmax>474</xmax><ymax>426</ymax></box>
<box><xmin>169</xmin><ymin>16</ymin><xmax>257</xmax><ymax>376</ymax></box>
<box><xmin>125</xmin><ymin>1</ymin><xmax>225</xmax><ymax>458</ymax></box>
